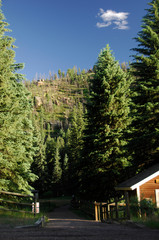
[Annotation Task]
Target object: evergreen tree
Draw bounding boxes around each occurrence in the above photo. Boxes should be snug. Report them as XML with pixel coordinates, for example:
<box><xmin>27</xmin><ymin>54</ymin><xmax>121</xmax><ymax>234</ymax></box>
<box><xmin>52</xmin><ymin>138</ymin><xmax>62</xmax><ymax>196</ymax></box>
<box><xmin>58</xmin><ymin>69</ymin><xmax>62</xmax><ymax>79</ymax></box>
<box><xmin>63</xmin><ymin>153</ymin><xmax>69</xmax><ymax>171</ymax></box>
<box><xmin>31</xmin><ymin>111</ymin><xmax>47</xmax><ymax>194</ymax></box>
<box><xmin>52</xmin><ymin>147</ymin><xmax>62</xmax><ymax>184</ymax></box>
<box><xmin>44</xmin><ymin>135</ymin><xmax>63</xmax><ymax>196</ymax></box>
<box><xmin>67</xmin><ymin>103</ymin><xmax>85</xmax><ymax>165</ymax></box>
<box><xmin>80</xmin><ymin>45</ymin><xmax>132</xmax><ymax>200</ymax></box>
<box><xmin>54</xmin><ymin>73</ymin><xmax>58</xmax><ymax>80</ymax></box>
<box><xmin>45</xmin><ymin>137</ymin><xmax>56</xmax><ymax>190</ymax></box>
<box><xmin>62</xmin><ymin>72</ymin><xmax>65</xmax><ymax>78</ymax></box>
<box><xmin>67</xmin><ymin>103</ymin><xmax>85</xmax><ymax>194</ymax></box>
<box><xmin>130</xmin><ymin>0</ymin><xmax>159</xmax><ymax>170</ymax></box>
<box><xmin>0</xmin><ymin>1</ymin><xmax>37</xmax><ymax>193</ymax></box>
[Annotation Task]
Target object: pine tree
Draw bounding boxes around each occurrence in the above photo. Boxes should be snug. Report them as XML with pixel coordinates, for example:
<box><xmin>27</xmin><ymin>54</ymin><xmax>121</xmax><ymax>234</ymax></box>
<box><xmin>0</xmin><ymin>1</ymin><xmax>37</xmax><ymax>193</ymax></box>
<box><xmin>31</xmin><ymin>111</ymin><xmax>47</xmax><ymax>194</ymax></box>
<box><xmin>44</xmin><ymin>135</ymin><xmax>63</xmax><ymax>195</ymax></box>
<box><xmin>52</xmin><ymin>147</ymin><xmax>62</xmax><ymax>184</ymax></box>
<box><xmin>52</xmin><ymin>138</ymin><xmax>62</xmax><ymax>196</ymax></box>
<box><xmin>67</xmin><ymin>103</ymin><xmax>85</xmax><ymax>165</ymax></box>
<box><xmin>67</xmin><ymin>103</ymin><xmax>85</xmax><ymax>194</ymax></box>
<box><xmin>58</xmin><ymin>69</ymin><xmax>62</xmax><ymax>79</ymax></box>
<box><xmin>130</xmin><ymin>0</ymin><xmax>159</xmax><ymax>170</ymax></box>
<box><xmin>63</xmin><ymin>153</ymin><xmax>69</xmax><ymax>171</ymax></box>
<box><xmin>45</xmin><ymin>137</ymin><xmax>56</xmax><ymax>189</ymax></box>
<box><xmin>81</xmin><ymin>45</ymin><xmax>132</xmax><ymax>200</ymax></box>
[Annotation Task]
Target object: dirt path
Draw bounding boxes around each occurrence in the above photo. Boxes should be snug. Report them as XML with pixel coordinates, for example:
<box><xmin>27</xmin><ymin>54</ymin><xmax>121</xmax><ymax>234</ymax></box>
<box><xmin>0</xmin><ymin>204</ymin><xmax>159</xmax><ymax>239</ymax></box>
<box><xmin>45</xmin><ymin>205</ymin><xmax>159</xmax><ymax>240</ymax></box>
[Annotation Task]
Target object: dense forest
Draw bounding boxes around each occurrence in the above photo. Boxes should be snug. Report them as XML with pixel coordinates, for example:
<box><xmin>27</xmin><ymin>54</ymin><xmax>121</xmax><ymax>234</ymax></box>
<box><xmin>0</xmin><ymin>0</ymin><xmax>159</xmax><ymax>201</ymax></box>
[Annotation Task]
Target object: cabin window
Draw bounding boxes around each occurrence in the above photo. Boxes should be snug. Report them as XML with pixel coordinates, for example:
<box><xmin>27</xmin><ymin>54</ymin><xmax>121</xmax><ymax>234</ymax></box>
<box><xmin>155</xmin><ymin>179</ymin><xmax>159</xmax><ymax>184</ymax></box>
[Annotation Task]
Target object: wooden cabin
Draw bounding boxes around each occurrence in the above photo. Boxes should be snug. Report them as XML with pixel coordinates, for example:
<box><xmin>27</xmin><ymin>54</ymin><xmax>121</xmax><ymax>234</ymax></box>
<box><xmin>115</xmin><ymin>164</ymin><xmax>159</xmax><ymax>207</ymax></box>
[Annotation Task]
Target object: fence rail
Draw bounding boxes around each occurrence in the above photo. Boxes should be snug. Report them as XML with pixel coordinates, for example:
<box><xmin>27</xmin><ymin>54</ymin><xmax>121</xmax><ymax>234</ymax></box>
<box><xmin>71</xmin><ymin>193</ymin><xmax>130</xmax><ymax>222</ymax></box>
<box><xmin>0</xmin><ymin>190</ymin><xmax>38</xmax><ymax>216</ymax></box>
<box><xmin>0</xmin><ymin>199</ymin><xmax>32</xmax><ymax>206</ymax></box>
<box><xmin>0</xmin><ymin>190</ymin><xmax>32</xmax><ymax>198</ymax></box>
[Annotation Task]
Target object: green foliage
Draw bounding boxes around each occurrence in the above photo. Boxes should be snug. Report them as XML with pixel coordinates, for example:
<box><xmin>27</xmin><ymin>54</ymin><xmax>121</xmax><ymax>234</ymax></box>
<box><xmin>80</xmin><ymin>45</ymin><xmax>132</xmax><ymax>200</ymax></box>
<box><xmin>129</xmin><ymin>0</ymin><xmax>159</xmax><ymax>170</ymax></box>
<box><xmin>129</xmin><ymin>197</ymin><xmax>140</xmax><ymax>217</ymax></box>
<box><xmin>26</xmin><ymin>67</ymin><xmax>89</xmax><ymax>130</ymax></box>
<box><xmin>67</xmin><ymin>66</ymin><xmax>78</xmax><ymax>83</ymax></box>
<box><xmin>0</xmin><ymin>1</ymin><xmax>37</xmax><ymax>194</ymax></box>
<box><xmin>25</xmin><ymin>66</ymin><xmax>90</xmax><ymax>196</ymax></box>
<box><xmin>31</xmin><ymin>111</ymin><xmax>47</xmax><ymax>193</ymax></box>
<box><xmin>0</xmin><ymin>210</ymin><xmax>40</xmax><ymax>227</ymax></box>
<box><xmin>58</xmin><ymin>69</ymin><xmax>62</xmax><ymax>78</ymax></box>
<box><xmin>67</xmin><ymin>103</ymin><xmax>86</xmax><ymax>194</ymax></box>
<box><xmin>130</xmin><ymin>197</ymin><xmax>156</xmax><ymax>220</ymax></box>
<box><xmin>140</xmin><ymin>198</ymin><xmax>155</xmax><ymax>216</ymax></box>
<box><xmin>52</xmin><ymin>147</ymin><xmax>62</xmax><ymax>183</ymax></box>
<box><xmin>144</xmin><ymin>216</ymin><xmax>159</xmax><ymax>229</ymax></box>
<box><xmin>6</xmin><ymin>0</ymin><xmax>157</xmax><ymax>202</ymax></box>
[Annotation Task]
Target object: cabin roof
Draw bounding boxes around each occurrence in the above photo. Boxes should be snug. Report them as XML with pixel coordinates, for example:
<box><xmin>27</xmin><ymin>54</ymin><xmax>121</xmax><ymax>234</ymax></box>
<box><xmin>115</xmin><ymin>164</ymin><xmax>159</xmax><ymax>191</ymax></box>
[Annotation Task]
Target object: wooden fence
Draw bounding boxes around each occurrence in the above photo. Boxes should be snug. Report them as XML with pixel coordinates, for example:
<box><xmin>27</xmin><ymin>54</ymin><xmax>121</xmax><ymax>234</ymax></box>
<box><xmin>0</xmin><ymin>190</ymin><xmax>39</xmax><ymax>216</ymax></box>
<box><xmin>71</xmin><ymin>192</ymin><xmax>130</xmax><ymax>222</ymax></box>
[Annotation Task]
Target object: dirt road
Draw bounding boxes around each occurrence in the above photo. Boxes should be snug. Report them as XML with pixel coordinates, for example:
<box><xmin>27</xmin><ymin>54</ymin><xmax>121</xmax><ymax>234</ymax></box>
<box><xmin>0</xmin><ymin>204</ymin><xmax>159</xmax><ymax>239</ymax></box>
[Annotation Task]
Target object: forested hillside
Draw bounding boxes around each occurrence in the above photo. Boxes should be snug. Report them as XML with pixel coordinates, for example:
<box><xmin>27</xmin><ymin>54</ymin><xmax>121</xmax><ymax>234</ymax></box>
<box><xmin>0</xmin><ymin>0</ymin><xmax>159</xmax><ymax>202</ymax></box>
<box><xmin>26</xmin><ymin>68</ymin><xmax>91</xmax><ymax>132</ymax></box>
<box><xmin>25</xmin><ymin>69</ymin><xmax>91</xmax><ymax>197</ymax></box>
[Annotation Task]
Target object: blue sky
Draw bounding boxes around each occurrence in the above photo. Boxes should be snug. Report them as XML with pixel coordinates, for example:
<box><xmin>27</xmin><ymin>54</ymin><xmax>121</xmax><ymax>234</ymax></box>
<box><xmin>2</xmin><ymin>0</ymin><xmax>149</xmax><ymax>81</ymax></box>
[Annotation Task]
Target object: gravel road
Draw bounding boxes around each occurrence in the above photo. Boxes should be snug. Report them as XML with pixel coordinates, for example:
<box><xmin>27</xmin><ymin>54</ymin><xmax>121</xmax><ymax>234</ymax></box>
<box><xmin>0</xmin><ymin>205</ymin><xmax>159</xmax><ymax>240</ymax></box>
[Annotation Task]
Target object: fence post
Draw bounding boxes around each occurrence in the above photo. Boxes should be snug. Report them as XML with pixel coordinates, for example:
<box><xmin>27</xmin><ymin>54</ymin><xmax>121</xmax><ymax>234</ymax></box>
<box><xmin>115</xmin><ymin>197</ymin><xmax>119</xmax><ymax>220</ymax></box>
<box><xmin>94</xmin><ymin>201</ymin><xmax>98</xmax><ymax>221</ymax></box>
<box><xmin>32</xmin><ymin>190</ymin><xmax>39</xmax><ymax>217</ymax></box>
<box><xmin>106</xmin><ymin>202</ymin><xmax>109</xmax><ymax>220</ymax></box>
<box><xmin>108</xmin><ymin>202</ymin><xmax>111</xmax><ymax>219</ymax></box>
<box><xmin>98</xmin><ymin>204</ymin><xmax>101</xmax><ymax>221</ymax></box>
<box><xmin>102</xmin><ymin>205</ymin><xmax>106</xmax><ymax>220</ymax></box>
<box><xmin>125</xmin><ymin>191</ymin><xmax>130</xmax><ymax>220</ymax></box>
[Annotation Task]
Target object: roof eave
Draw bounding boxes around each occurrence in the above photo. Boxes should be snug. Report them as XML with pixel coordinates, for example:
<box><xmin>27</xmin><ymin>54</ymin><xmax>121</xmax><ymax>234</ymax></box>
<box><xmin>115</xmin><ymin>187</ymin><xmax>132</xmax><ymax>191</ymax></box>
<box><xmin>115</xmin><ymin>170</ymin><xmax>159</xmax><ymax>191</ymax></box>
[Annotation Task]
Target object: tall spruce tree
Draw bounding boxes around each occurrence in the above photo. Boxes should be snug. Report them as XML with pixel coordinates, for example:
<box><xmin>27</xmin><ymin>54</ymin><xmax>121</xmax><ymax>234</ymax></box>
<box><xmin>80</xmin><ymin>45</ymin><xmax>132</xmax><ymax>200</ymax></box>
<box><xmin>0</xmin><ymin>1</ymin><xmax>37</xmax><ymax>193</ymax></box>
<box><xmin>44</xmin><ymin>135</ymin><xmax>63</xmax><ymax>196</ymax></box>
<box><xmin>130</xmin><ymin>0</ymin><xmax>159</xmax><ymax>170</ymax></box>
<box><xmin>67</xmin><ymin>103</ymin><xmax>85</xmax><ymax>194</ymax></box>
<box><xmin>31</xmin><ymin>111</ymin><xmax>47</xmax><ymax>194</ymax></box>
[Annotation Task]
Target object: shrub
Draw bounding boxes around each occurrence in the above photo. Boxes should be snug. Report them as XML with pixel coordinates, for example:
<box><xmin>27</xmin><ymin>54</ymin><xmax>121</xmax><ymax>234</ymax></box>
<box><xmin>130</xmin><ymin>197</ymin><xmax>156</xmax><ymax>218</ymax></box>
<box><xmin>130</xmin><ymin>197</ymin><xmax>140</xmax><ymax>217</ymax></box>
<box><xmin>140</xmin><ymin>199</ymin><xmax>155</xmax><ymax>217</ymax></box>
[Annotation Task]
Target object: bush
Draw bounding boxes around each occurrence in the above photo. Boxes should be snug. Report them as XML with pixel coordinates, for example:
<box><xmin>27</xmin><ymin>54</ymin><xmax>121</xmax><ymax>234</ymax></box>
<box><xmin>140</xmin><ymin>199</ymin><xmax>155</xmax><ymax>217</ymax></box>
<box><xmin>130</xmin><ymin>197</ymin><xmax>156</xmax><ymax>218</ymax></box>
<box><xmin>130</xmin><ymin>197</ymin><xmax>140</xmax><ymax>217</ymax></box>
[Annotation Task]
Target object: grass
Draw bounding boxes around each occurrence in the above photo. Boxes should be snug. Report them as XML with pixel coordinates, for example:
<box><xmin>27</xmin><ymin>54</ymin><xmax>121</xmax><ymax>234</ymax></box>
<box><xmin>131</xmin><ymin>214</ymin><xmax>159</xmax><ymax>229</ymax></box>
<box><xmin>144</xmin><ymin>217</ymin><xmax>159</xmax><ymax>229</ymax></box>
<box><xmin>129</xmin><ymin>197</ymin><xmax>159</xmax><ymax>229</ymax></box>
<box><xmin>0</xmin><ymin>209</ymin><xmax>41</xmax><ymax>228</ymax></box>
<box><xmin>0</xmin><ymin>196</ymin><xmax>71</xmax><ymax>228</ymax></box>
<box><xmin>70</xmin><ymin>208</ymin><xmax>94</xmax><ymax>220</ymax></box>
<box><xmin>0</xmin><ymin>198</ymin><xmax>56</xmax><ymax>228</ymax></box>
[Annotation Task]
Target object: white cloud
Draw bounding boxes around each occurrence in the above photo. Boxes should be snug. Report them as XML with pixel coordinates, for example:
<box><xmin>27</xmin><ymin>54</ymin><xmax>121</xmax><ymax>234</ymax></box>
<box><xmin>96</xmin><ymin>9</ymin><xmax>129</xmax><ymax>30</ymax></box>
